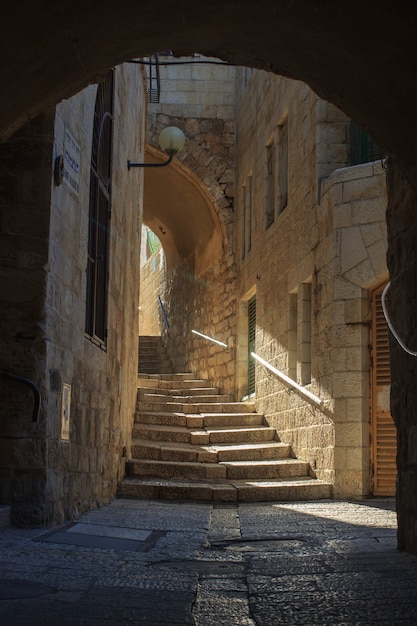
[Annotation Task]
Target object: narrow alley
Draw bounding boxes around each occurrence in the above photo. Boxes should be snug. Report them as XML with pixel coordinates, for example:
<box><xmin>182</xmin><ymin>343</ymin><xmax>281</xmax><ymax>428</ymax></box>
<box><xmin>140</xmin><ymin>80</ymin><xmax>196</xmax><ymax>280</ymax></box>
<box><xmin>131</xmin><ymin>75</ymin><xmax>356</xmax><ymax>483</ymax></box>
<box><xmin>1</xmin><ymin>497</ymin><xmax>416</xmax><ymax>624</ymax></box>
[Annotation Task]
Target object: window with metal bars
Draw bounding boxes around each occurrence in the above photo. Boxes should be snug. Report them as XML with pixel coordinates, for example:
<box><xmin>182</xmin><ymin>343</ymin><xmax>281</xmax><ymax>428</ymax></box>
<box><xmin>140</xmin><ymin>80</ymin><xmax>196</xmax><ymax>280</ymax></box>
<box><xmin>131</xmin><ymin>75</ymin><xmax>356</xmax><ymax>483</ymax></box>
<box><xmin>241</xmin><ymin>175</ymin><xmax>252</xmax><ymax>260</ymax></box>
<box><xmin>277</xmin><ymin>119</ymin><xmax>288</xmax><ymax>214</ymax></box>
<box><xmin>350</xmin><ymin>121</ymin><xmax>385</xmax><ymax>166</ymax></box>
<box><xmin>85</xmin><ymin>70</ymin><xmax>114</xmax><ymax>346</ymax></box>
<box><xmin>265</xmin><ymin>143</ymin><xmax>275</xmax><ymax>229</ymax></box>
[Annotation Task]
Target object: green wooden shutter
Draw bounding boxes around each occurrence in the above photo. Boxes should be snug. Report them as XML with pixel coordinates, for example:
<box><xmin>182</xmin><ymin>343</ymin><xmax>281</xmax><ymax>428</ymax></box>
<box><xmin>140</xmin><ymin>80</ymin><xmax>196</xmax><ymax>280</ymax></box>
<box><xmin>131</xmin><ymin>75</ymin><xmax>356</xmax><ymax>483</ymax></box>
<box><xmin>248</xmin><ymin>295</ymin><xmax>256</xmax><ymax>395</ymax></box>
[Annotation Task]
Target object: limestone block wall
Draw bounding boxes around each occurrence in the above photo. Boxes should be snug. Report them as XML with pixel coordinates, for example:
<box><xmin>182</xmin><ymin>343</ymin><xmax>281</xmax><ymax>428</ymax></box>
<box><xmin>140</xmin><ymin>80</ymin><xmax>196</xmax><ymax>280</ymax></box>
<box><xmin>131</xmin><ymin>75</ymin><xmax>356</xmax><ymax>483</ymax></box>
<box><xmin>164</xmin><ymin>255</ymin><xmax>238</xmax><ymax>396</ymax></box>
<box><xmin>0</xmin><ymin>64</ymin><xmax>145</xmax><ymax>526</ymax></box>
<box><xmin>43</xmin><ymin>64</ymin><xmax>145</xmax><ymax>524</ymax></box>
<box><xmin>139</xmin><ymin>246</ymin><xmax>167</xmax><ymax>336</ymax></box>
<box><xmin>0</xmin><ymin>111</ymin><xmax>55</xmax><ymax>525</ymax></box>
<box><xmin>235</xmin><ymin>73</ymin><xmax>338</xmax><ymax>485</ymax></box>
<box><xmin>234</xmin><ymin>68</ymin><xmax>388</xmax><ymax>497</ymax></box>
<box><xmin>139</xmin><ymin>234</ymin><xmax>238</xmax><ymax>395</ymax></box>
<box><xmin>319</xmin><ymin>161</ymin><xmax>387</xmax><ymax>495</ymax></box>
<box><xmin>143</xmin><ymin>55</ymin><xmax>238</xmax><ymax>392</ymax></box>
<box><xmin>146</xmin><ymin>54</ymin><xmax>235</xmax><ymax>204</ymax></box>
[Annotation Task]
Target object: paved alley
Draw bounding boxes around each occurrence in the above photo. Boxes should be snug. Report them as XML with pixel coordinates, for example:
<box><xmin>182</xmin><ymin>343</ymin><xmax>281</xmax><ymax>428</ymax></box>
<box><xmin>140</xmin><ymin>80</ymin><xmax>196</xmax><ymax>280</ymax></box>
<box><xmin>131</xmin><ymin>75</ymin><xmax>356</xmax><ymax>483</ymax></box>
<box><xmin>1</xmin><ymin>498</ymin><xmax>417</xmax><ymax>624</ymax></box>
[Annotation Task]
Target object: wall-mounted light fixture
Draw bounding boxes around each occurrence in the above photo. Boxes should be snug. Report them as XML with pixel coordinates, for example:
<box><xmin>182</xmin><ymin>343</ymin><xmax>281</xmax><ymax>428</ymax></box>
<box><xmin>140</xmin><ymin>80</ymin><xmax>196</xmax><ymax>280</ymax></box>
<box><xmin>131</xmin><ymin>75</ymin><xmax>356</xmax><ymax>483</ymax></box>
<box><xmin>127</xmin><ymin>126</ymin><xmax>186</xmax><ymax>170</ymax></box>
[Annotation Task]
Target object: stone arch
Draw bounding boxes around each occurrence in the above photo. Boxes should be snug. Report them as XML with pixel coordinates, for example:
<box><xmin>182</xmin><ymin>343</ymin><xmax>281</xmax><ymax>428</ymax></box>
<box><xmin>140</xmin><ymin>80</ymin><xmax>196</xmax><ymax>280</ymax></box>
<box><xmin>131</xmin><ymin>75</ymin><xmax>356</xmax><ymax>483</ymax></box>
<box><xmin>3</xmin><ymin>1</ymin><xmax>417</xmax><ymax>553</ymax></box>
<box><xmin>143</xmin><ymin>144</ymin><xmax>225</xmax><ymax>275</ymax></box>
<box><xmin>1</xmin><ymin>2</ymin><xmax>417</xmax><ymax>183</ymax></box>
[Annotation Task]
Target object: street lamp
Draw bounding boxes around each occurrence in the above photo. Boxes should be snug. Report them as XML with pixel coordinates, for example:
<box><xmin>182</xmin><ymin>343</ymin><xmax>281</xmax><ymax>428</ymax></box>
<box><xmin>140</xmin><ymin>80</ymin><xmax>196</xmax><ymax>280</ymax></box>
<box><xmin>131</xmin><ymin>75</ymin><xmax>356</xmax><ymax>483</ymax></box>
<box><xmin>127</xmin><ymin>126</ymin><xmax>186</xmax><ymax>170</ymax></box>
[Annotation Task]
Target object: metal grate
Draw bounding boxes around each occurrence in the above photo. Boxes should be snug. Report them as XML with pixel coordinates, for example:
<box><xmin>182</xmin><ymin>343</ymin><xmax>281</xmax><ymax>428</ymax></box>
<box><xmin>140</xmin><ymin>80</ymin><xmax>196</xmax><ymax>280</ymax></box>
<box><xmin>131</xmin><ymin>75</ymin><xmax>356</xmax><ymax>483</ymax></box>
<box><xmin>350</xmin><ymin>121</ymin><xmax>385</xmax><ymax>166</ymax></box>
<box><xmin>147</xmin><ymin>54</ymin><xmax>161</xmax><ymax>103</ymax></box>
<box><xmin>85</xmin><ymin>70</ymin><xmax>114</xmax><ymax>345</ymax></box>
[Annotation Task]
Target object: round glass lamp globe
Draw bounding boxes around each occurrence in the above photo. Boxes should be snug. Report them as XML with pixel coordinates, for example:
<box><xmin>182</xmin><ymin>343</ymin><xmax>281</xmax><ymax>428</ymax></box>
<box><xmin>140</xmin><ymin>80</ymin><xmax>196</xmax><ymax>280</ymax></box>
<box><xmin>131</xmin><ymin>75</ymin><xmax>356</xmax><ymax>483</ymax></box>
<box><xmin>158</xmin><ymin>126</ymin><xmax>186</xmax><ymax>155</ymax></box>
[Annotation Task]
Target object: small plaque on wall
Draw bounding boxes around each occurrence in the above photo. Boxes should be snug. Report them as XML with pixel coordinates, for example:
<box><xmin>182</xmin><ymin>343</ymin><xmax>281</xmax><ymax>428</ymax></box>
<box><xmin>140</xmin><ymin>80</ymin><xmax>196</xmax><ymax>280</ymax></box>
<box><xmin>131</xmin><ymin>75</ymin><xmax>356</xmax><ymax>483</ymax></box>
<box><xmin>63</xmin><ymin>127</ymin><xmax>80</xmax><ymax>196</ymax></box>
<box><xmin>61</xmin><ymin>383</ymin><xmax>71</xmax><ymax>441</ymax></box>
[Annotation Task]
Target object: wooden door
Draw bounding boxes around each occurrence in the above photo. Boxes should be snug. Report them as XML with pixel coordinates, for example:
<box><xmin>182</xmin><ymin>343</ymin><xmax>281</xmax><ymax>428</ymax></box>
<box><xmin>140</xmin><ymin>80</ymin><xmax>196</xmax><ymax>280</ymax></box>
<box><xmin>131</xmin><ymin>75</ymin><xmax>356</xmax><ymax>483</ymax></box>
<box><xmin>370</xmin><ymin>282</ymin><xmax>397</xmax><ymax>495</ymax></box>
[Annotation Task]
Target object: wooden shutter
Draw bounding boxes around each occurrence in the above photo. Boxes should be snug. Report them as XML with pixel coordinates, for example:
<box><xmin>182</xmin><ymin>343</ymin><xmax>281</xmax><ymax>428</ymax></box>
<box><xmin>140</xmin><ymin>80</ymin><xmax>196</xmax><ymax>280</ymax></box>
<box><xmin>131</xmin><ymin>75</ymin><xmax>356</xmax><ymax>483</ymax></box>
<box><xmin>370</xmin><ymin>283</ymin><xmax>397</xmax><ymax>495</ymax></box>
<box><xmin>248</xmin><ymin>295</ymin><xmax>256</xmax><ymax>395</ymax></box>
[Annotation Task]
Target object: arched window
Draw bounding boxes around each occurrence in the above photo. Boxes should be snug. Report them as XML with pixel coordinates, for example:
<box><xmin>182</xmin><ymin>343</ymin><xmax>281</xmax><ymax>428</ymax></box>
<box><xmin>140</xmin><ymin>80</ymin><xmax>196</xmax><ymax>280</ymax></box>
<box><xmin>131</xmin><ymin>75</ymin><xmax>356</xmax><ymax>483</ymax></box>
<box><xmin>85</xmin><ymin>70</ymin><xmax>114</xmax><ymax>346</ymax></box>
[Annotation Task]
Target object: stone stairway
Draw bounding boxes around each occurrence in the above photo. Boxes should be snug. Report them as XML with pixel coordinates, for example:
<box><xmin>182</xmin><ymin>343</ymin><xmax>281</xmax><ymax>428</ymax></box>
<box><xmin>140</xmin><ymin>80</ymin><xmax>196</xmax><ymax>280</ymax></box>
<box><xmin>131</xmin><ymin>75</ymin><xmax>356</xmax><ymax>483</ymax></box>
<box><xmin>118</xmin><ymin>370</ymin><xmax>332</xmax><ymax>503</ymax></box>
<box><xmin>138</xmin><ymin>335</ymin><xmax>174</xmax><ymax>375</ymax></box>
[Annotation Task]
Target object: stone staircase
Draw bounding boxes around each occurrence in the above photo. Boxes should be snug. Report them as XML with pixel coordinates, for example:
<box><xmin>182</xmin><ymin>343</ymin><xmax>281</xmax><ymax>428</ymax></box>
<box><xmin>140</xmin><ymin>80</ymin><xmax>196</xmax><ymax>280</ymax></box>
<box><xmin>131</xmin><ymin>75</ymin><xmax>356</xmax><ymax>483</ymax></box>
<box><xmin>119</xmin><ymin>346</ymin><xmax>332</xmax><ymax>502</ymax></box>
<box><xmin>138</xmin><ymin>335</ymin><xmax>174</xmax><ymax>375</ymax></box>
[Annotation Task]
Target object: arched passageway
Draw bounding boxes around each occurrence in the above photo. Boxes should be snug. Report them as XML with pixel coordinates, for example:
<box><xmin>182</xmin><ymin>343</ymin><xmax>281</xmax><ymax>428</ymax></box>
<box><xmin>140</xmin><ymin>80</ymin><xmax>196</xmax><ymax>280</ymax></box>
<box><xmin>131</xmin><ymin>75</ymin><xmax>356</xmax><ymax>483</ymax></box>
<box><xmin>2</xmin><ymin>1</ymin><xmax>417</xmax><ymax>553</ymax></box>
<box><xmin>143</xmin><ymin>146</ymin><xmax>223</xmax><ymax>275</ymax></box>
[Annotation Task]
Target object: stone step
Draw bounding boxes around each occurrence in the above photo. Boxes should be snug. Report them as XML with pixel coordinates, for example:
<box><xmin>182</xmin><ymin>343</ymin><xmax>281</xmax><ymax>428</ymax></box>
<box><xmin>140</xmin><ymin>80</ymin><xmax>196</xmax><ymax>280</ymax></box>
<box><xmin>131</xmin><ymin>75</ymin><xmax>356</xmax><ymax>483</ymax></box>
<box><xmin>139</xmin><ymin>392</ymin><xmax>232</xmax><ymax>404</ymax></box>
<box><xmin>123</xmin><ymin>366</ymin><xmax>332</xmax><ymax>505</ymax></box>
<box><xmin>138</xmin><ymin>336</ymin><xmax>174</xmax><ymax>375</ymax></box>
<box><xmin>138</xmin><ymin>387</ymin><xmax>220</xmax><ymax>398</ymax></box>
<box><xmin>133</xmin><ymin>423</ymin><xmax>278</xmax><ymax>445</ymax></box>
<box><xmin>131</xmin><ymin>440</ymin><xmax>293</xmax><ymax>463</ymax></box>
<box><xmin>198</xmin><ymin>413</ymin><xmax>264</xmax><ymax>427</ymax></box>
<box><xmin>137</xmin><ymin>401</ymin><xmax>255</xmax><ymax>414</ymax></box>
<box><xmin>157</xmin><ymin>379</ymin><xmax>212</xmax><ymax>390</ymax></box>
<box><xmin>134</xmin><ymin>412</ymin><xmax>188</xmax><ymax>427</ymax></box>
<box><xmin>186</xmin><ymin>402</ymin><xmax>255</xmax><ymax>414</ymax></box>
<box><xmin>139</xmin><ymin>356</ymin><xmax>172</xmax><ymax>364</ymax></box>
<box><xmin>118</xmin><ymin>477</ymin><xmax>333</xmax><ymax>503</ymax></box>
<box><xmin>138</xmin><ymin>361</ymin><xmax>171</xmax><ymax>374</ymax></box>
<box><xmin>138</xmin><ymin>373</ymin><xmax>194</xmax><ymax>382</ymax></box>
<box><xmin>139</xmin><ymin>359</ymin><xmax>173</xmax><ymax>369</ymax></box>
<box><xmin>126</xmin><ymin>458</ymin><xmax>309</xmax><ymax>481</ymax></box>
<box><xmin>135</xmin><ymin>412</ymin><xmax>264</xmax><ymax>428</ymax></box>
<box><xmin>139</xmin><ymin>347</ymin><xmax>171</xmax><ymax>355</ymax></box>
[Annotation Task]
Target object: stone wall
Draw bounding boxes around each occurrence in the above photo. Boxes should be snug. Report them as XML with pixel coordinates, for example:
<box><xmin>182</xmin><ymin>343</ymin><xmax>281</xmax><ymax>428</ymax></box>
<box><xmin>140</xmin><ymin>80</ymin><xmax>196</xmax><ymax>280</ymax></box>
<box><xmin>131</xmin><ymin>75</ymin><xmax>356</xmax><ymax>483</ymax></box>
<box><xmin>0</xmin><ymin>111</ymin><xmax>55</xmax><ymax>525</ymax></box>
<box><xmin>386</xmin><ymin>160</ymin><xmax>417</xmax><ymax>553</ymax></box>
<box><xmin>0</xmin><ymin>64</ymin><xmax>145</xmax><ymax>525</ymax></box>
<box><xmin>139</xmin><ymin>246</ymin><xmax>167</xmax><ymax>336</ymax></box>
<box><xmin>43</xmin><ymin>64</ymin><xmax>145</xmax><ymax>524</ymax></box>
<box><xmin>320</xmin><ymin>161</ymin><xmax>387</xmax><ymax>495</ymax></box>
<box><xmin>143</xmin><ymin>55</ymin><xmax>238</xmax><ymax>393</ymax></box>
<box><xmin>146</xmin><ymin>54</ymin><xmax>235</xmax><ymax>207</ymax></box>
<box><xmin>234</xmin><ymin>69</ymin><xmax>388</xmax><ymax>497</ymax></box>
<box><xmin>163</xmin><ymin>254</ymin><xmax>238</xmax><ymax>396</ymax></box>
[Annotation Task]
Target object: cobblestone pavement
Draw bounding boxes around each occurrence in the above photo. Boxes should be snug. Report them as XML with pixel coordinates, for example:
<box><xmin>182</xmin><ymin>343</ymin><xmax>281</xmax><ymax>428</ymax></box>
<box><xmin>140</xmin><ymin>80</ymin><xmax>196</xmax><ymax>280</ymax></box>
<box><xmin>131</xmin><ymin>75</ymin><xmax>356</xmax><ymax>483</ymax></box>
<box><xmin>1</xmin><ymin>498</ymin><xmax>417</xmax><ymax>624</ymax></box>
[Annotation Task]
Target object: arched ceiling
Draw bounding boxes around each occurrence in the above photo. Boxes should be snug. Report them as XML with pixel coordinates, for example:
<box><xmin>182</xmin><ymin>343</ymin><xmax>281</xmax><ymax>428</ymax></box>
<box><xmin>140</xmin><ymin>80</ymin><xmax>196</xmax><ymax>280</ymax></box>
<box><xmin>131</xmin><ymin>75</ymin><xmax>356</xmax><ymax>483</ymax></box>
<box><xmin>142</xmin><ymin>146</ymin><xmax>223</xmax><ymax>274</ymax></box>
<box><xmin>1</xmin><ymin>2</ymin><xmax>417</xmax><ymax>182</ymax></box>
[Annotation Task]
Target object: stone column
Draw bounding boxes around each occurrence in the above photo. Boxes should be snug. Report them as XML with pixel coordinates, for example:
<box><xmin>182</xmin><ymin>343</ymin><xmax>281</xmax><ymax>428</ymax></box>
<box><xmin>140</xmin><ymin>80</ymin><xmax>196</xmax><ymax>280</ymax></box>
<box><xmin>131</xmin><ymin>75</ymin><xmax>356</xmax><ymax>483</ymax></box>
<box><xmin>386</xmin><ymin>158</ymin><xmax>417</xmax><ymax>553</ymax></box>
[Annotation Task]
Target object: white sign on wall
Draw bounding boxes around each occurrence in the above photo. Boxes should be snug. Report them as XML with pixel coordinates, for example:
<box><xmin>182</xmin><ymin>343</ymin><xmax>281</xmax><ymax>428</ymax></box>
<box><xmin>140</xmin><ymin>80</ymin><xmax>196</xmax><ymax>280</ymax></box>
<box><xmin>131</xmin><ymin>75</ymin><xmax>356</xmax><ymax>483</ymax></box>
<box><xmin>63</xmin><ymin>127</ymin><xmax>80</xmax><ymax>196</ymax></box>
<box><xmin>61</xmin><ymin>383</ymin><xmax>71</xmax><ymax>441</ymax></box>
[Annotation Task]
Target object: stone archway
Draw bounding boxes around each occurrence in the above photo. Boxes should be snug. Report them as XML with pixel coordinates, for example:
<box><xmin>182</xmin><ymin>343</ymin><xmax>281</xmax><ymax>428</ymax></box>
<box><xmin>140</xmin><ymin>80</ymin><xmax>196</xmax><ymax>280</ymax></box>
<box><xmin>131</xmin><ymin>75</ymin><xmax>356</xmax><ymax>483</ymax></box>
<box><xmin>143</xmin><ymin>145</ymin><xmax>224</xmax><ymax>275</ymax></box>
<box><xmin>2</xmin><ymin>1</ymin><xmax>417</xmax><ymax>553</ymax></box>
<box><xmin>1</xmin><ymin>1</ymin><xmax>416</xmax><ymax>182</ymax></box>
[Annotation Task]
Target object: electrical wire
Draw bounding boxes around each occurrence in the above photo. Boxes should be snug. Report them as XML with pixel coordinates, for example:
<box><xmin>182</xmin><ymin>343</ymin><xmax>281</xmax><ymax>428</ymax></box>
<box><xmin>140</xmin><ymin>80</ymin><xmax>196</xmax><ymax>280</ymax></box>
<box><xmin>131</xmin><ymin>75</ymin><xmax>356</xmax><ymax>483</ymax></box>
<box><xmin>129</xmin><ymin>58</ymin><xmax>234</xmax><ymax>66</ymax></box>
<box><xmin>381</xmin><ymin>281</ymin><xmax>417</xmax><ymax>356</ymax></box>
